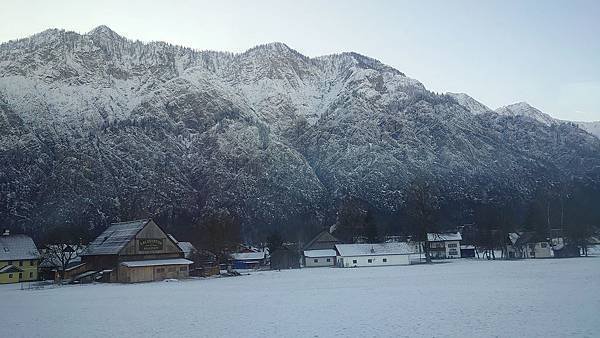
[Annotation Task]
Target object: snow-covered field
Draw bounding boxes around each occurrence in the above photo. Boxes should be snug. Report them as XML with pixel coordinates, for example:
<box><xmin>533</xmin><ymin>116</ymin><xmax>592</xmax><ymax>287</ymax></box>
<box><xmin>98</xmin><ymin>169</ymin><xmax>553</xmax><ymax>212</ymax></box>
<box><xmin>2</xmin><ymin>258</ymin><xmax>600</xmax><ymax>338</ymax></box>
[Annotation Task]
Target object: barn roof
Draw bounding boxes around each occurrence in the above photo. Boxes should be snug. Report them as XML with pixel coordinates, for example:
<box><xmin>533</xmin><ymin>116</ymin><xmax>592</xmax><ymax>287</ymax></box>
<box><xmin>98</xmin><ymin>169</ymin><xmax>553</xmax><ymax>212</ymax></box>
<box><xmin>335</xmin><ymin>243</ymin><xmax>416</xmax><ymax>257</ymax></box>
<box><xmin>427</xmin><ymin>232</ymin><xmax>462</xmax><ymax>242</ymax></box>
<box><xmin>0</xmin><ymin>234</ymin><xmax>41</xmax><ymax>261</ymax></box>
<box><xmin>120</xmin><ymin>258</ymin><xmax>193</xmax><ymax>267</ymax></box>
<box><xmin>177</xmin><ymin>242</ymin><xmax>196</xmax><ymax>258</ymax></box>
<box><xmin>304</xmin><ymin>230</ymin><xmax>342</xmax><ymax>250</ymax></box>
<box><xmin>82</xmin><ymin>219</ymin><xmax>150</xmax><ymax>256</ymax></box>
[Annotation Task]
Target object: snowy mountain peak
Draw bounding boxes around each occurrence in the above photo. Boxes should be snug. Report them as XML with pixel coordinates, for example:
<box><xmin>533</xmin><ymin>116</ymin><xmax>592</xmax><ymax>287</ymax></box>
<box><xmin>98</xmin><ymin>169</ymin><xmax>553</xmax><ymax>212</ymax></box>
<box><xmin>446</xmin><ymin>92</ymin><xmax>493</xmax><ymax>115</ymax></box>
<box><xmin>87</xmin><ymin>25</ymin><xmax>121</xmax><ymax>39</ymax></box>
<box><xmin>495</xmin><ymin>102</ymin><xmax>556</xmax><ymax>126</ymax></box>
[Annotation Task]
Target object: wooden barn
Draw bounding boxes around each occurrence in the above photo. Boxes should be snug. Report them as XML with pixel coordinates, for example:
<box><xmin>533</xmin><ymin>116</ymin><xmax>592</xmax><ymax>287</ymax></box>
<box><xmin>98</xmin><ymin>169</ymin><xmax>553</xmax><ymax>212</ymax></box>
<box><xmin>81</xmin><ymin>219</ymin><xmax>192</xmax><ymax>283</ymax></box>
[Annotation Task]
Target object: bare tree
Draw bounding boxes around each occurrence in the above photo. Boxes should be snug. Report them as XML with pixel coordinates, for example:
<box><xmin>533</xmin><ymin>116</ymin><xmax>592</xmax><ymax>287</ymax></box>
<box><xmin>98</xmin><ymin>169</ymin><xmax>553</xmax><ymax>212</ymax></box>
<box><xmin>42</xmin><ymin>244</ymin><xmax>84</xmax><ymax>281</ymax></box>
<box><xmin>405</xmin><ymin>176</ymin><xmax>440</xmax><ymax>263</ymax></box>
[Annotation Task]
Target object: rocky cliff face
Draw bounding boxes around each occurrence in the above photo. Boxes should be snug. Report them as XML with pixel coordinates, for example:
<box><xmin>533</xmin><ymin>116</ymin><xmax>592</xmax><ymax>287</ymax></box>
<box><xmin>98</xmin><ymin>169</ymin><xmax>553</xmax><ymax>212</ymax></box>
<box><xmin>1</xmin><ymin>26</ymin><xmax>599</xmax><ymax>239</ymax></box>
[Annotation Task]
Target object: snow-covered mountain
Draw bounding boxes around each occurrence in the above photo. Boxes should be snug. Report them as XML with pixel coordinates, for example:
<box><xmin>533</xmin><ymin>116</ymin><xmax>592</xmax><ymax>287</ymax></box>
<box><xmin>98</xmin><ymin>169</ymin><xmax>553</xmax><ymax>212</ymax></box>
<box><xmin>1</xmin><ymin>26</ymin><xmax>599</xmax><ymax>238</ymax></box>
<box><xmin>494</xmin><ymin>102</ymin><xmax>557</xmax><ymax>126</ymax></box>
<box><xmin>446</xmin><ymin>92</ymin><xmax>493</xmax><ymax>115</ymax></box>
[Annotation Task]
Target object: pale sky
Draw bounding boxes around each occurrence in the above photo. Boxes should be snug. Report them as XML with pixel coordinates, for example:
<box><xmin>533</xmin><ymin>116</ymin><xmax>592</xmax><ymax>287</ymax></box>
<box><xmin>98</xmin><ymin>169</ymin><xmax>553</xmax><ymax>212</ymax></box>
<box><xmin>1</xmin><ymin>0</ymin><xmax>599</xmax><ymax>121</ymax></box>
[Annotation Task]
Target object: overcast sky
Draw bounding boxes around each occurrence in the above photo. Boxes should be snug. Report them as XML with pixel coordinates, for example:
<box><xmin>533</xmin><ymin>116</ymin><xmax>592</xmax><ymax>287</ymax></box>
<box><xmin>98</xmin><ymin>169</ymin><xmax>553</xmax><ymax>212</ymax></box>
<box><xmin>1</xmin><ymin>0</ymin><xmax>599</xmax><ymax>121</ymax></box>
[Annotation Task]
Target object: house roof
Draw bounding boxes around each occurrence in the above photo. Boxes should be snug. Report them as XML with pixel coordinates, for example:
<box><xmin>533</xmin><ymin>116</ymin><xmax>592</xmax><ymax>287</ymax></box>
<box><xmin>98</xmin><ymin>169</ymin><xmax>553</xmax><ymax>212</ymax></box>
<box><xmin>427</xmin><ymin>232</ymin><xmax>462</xmax><ymax>242</ymax></box>
<box><xmin>177</xmin><ymin>242</ymin><xmax>196</xmax><ymax>258</ymax></box>
<box><xmin>120</xmin><ymin>258</ymin><xmax>193</xmax><ymax>268</ymax></box>
<box><xmin>335</xmin><ymin>243</ymin><xmax>416</xmax><ymax>257</ymax></box>
<box><xmin>0</xmin><ymin>234</ymin><xmax>41</xmax><ymax>261</ymax></box>
<box><xmin>231</xmin><ymin>252</ymin><xmax>266</xmax><ymax>261</ymax></box>
<box><xmin>0</xmin><ymin>265</ymin><xmax>23</xmax><ymax>273</ymax></box>
<box><xmin>303</xmin><ymin>249</ymin><xmax>336</xmax><ymax>258</ymax></box>
<box><xmin>304</xmin><ymin>230</ymin><xmax>342</xmax><ymax>250</ymax></box>
<box><xmin>513</xmin><ymin>232</ymin><xmax>548</xmax><ymax>246</ymax></box>
<box><xmin>82</xmin><ymin>219</ymin><xmax>150</xmax><ymax>256</ymax></box>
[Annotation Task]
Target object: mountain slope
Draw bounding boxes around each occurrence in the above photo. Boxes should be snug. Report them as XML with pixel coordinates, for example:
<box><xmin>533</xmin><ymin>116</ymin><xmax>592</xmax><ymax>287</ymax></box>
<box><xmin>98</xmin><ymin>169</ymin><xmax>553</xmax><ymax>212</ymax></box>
<box><xmin>1</xmin><ymin>26</ymin><xmax>599</xmax><ymax>239</ymax></box>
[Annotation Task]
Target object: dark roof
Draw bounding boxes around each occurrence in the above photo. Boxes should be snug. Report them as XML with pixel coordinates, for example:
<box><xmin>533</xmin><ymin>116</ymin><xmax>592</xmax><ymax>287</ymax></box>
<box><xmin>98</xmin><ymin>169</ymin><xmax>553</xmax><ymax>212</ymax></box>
<box><xmin>82</xmin><ymin>219</ymin><xmax>149</xmax><ymax>256</ymax></box>
<box><xmin>514</xmin><ymin>232</ymin><xmax>548</xmax><ymax>246</ymax></box>
<box><xmin>0</xmin><ymin>234</ymin><xmax>41</xmax><ymax>261</ymax></box>
<box><xmin>304</xmin><ymin>230</ymin><xmax>342</xmax><ymax>250</ymax></box>
<box><xmin>0</xmin><ymin>265</ymin><xmax>23</xmax><ymax>273</ymax></box>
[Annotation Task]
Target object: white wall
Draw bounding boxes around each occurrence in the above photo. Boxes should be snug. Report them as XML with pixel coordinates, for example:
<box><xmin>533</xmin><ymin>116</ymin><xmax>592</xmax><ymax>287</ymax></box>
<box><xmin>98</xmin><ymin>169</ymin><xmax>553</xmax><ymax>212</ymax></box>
<box><xmin>305</xmin><ymin>256</ymin><xmax>335</xmax><ymax>267</ymax></box>
<box><xmin>338</xmin><ymin>254</ymin><xmax>410</xmax><ymax>268</ymax></box>
<box><xmin>445</xmin><ymin>241</ymin><xmax>461</xmax><ymax>258</ymax></box>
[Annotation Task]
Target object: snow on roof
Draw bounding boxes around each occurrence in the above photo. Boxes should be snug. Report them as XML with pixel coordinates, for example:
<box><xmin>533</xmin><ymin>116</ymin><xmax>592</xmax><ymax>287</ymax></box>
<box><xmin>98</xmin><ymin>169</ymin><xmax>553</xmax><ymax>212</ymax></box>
<box><xmin>0</xmin><ymin>234</ymin><xmax>41</xmax><ymax>261</ymax></box>
<box><xmin>427</xmin><ymin>232</ymin><xmax>462</xmax><ymax>242</ymax></box>
<box><xmin>120</xmin><ymin>258</ymin><xmax>193</xmax><ymax>268</ymax></box>
<box><xmin>304</xmin><ymin>230</ymin><xmax>342</xmax><ymax>250</ymax></box>
<box><xmin>335</xmin><ymin>243</ymin><xmax>416</xmax><ymax>257</ymax></box>
<box><xmin>231</xmin><ymin>252</ymin><xmax>266</xmax><ymax>261</ymax></box>
<box><xmin>83</xmin><ymin>219</ymin><xmax>149</xmax><ymax>256</ymax></box>
<box><xmin>303</xmin><ymin>249</ymin><xmax>336</xmax><ymax>258</ymax></box>
<box><xmin>177</xmin><ymin>242</ymin><xmax>196</xmax><ymax>258</ymax></box>
<box><xmin>0</xmin><ymin>265</ymin><xmax>23</xmax><ymax>273</ymax></box>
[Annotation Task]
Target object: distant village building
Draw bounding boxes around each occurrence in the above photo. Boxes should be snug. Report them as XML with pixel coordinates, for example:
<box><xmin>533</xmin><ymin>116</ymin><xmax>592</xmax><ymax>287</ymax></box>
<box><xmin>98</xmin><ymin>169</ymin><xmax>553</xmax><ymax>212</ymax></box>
<box><xmin>304</xmin><ymin>230</ymin><xmax>343</xmax><ymax>251</ymax></box>
<box><xmin>302</xmin><ymin>230</ymin><xmax>342</xmax><ymax>267</ymax></box>
<box><xmin>427</xmin><ymin>232</ymin><xmax>462</xmax><ymax>259</ymax></box>
<box><xmin>230</xmin><ymin>251</ymin><xmax>267</xmax><ymax>270</ymax></box>
<box><xmin>39</xmin><ymin>244</ymin><xmax>87</xmax><ymax>281</ymax></box>
<box><xmin>303</xmin><ymin>249</ymin><xmax>337</xmax><ymax>267</ymax></box>
<box><xmin>460</xmin><ymin>245</ymin><xmax>476</xmax><ymax>258</ymax></box>
<box><xmin>335</xmin><ymin>243</ymin><xmax>415</xmax><ymax>268</ymax></box>
<box><xmin>506</xmin><ymin>232</ymin><xmax>552</xmax><ymax>259</ymax></box>
<box><xmin>270</xmin><ymin>245</ymin><xmax>300</xmax><ymax>270</ymax></box>
<box><xmin>0</xmin><ymin>231</ymin><xmax>41</xmax><ymax>284</ymax></box>
<box><xmin>81</xmin><ymin>219</ymin><xmax>192</xmax><ymax>283</ymax></box>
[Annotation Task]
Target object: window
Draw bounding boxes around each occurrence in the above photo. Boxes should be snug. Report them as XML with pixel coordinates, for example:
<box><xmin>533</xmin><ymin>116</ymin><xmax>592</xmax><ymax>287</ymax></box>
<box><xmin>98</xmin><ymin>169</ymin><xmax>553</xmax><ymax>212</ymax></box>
<box><xmin>383</xmin><ymin>258</ymin><xmax>387</xmax><ymax>263</ymax></box>
<box><xmin>179</xmin><ymin>266</ymin><xmax>187</xmax><ymax>272</ymax></box>
<box><xmin>30</xmin><ymin>260</ymin><xmax>35</xmax><ymax>266</ymax></box>
<box><xmin>7</xmin><ymin>260</ymin><xmax>12</xmax><ymax>265</ymax></box>
<box><xmin>19</xmin><ymin>260</ymin><xmax>23</xmax><ymax>266</ymax></box>
<box><xmin>449</xmin><ymin>249</ymin><xmax>458</xmax><ymax>255</ymax></box>
<box><xmin>19</xmin><ymin>272</ymin><xmax>23</xmax><ymax>279</ymax></box>
<box><xmin>326</xmin><ymin>258</ymin><xmax>331</xmax><ymax>262</ymax></box>
<box><xmin>314</xmin><ymin>259</ymin><xmax>319</xmax><ymax>263</ymax></box>
<box><xmin>448</xmin><ymin>243</ymin><xmax>457</xmax><ymax>248</ymax></box>
<box><xmin>541</xmin><ymin>243</ymin><xmax>547</xmax><ymax>248</ymax></box>
<box><xmin>8</xmin><ymin>273</ymin><xmax>13</xmax><ymax>278</ymax></box>
<box><xmin>352</xmin><ymin>259</ymin><xmax>357</xmax><ymax>264</ymax></box>
<box><xmin>29</xmin><ymin>272</ymin><xmax>33</xmax><ymax>278</ymax></box>
<box><xmin>368</xmin><ymin>259</ymin><xmax>372</xmax><ymax>263</ymax></box>
<box><xmin>156</xmin><ymin>268</ymin><xmax>165</xmax><ymax>273</ymax></box>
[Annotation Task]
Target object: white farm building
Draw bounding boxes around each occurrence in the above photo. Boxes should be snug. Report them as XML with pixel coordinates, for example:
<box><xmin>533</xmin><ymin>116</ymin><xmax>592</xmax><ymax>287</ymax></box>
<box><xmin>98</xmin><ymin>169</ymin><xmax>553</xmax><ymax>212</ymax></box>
<box><xmin>303</xmin><ymin>249</ymin><xmax>336</xmax><ymax>267</ymax></box>
<box><xmin>335</xmin><ymin>243</ymin><xmax>416</xmax><ymax>268</ymax></box>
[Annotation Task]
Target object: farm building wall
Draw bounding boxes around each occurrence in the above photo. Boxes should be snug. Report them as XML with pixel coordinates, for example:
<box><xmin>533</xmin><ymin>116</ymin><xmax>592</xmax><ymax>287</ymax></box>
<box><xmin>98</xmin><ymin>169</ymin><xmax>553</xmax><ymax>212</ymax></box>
<box><xmin>304</xmin><ymin>256</ymin><xmax>335</xmax><ymax>267</ymax></box>
<box><xmin>337</xmin><ymin>254</ymin><xmax>410</xmax><ymax>267</ymax></box>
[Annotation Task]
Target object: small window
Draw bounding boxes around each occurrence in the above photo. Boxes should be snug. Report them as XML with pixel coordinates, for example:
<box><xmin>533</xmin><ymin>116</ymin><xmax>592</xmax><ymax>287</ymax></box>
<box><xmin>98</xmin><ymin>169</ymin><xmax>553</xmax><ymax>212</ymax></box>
<box><xmin>8</xmin><ymin>273</ymin><xmax>13</xmax><ymax>278</ymax></box>
<box><xmin>448</xmin><ymin>243</ymin><xmax>457</xmax><ymax>248</ymax></box>
<box><xmin>19</xmin><ymin>261</ymin><xmax>23</xmax><ymax>266</ymax></box>
<box><xmin>352</xmin><ymin>259</ymin><xmax>357</xmax><ymax>264</ymax></box>
<box><xmin>541</xmin><ymin>243</ymin><xmax>547</xmax><ymax>248</ymax></box>
<box><xmin>30</xmin><ymin>260</ymin><xmax>35</xmax><ymax>266</ymax></box>
<box><xmin>29</xmin><ymin>272</ymin><xmax>33</xmax><ymax>278</ymax></box>
<box><xmin>19</xmin><ymin>272</ymin><xmax>23</xmax><ymax>279</ymax></box>
<box><xmin>7</xmin><ymin>260</ymin><xmax>12</xmax><ymax>265</ymax></box>
<box><xmin>179</xmin><ymin>266</ymin><xmax>187</xmax><ymax>272</ymax></box>
<box><xmin>368</xmin><ymin>259</ymin><xmax>372</xmax><ymax>263</ymax></box>
<box><xmin>314</xmin><ymin>259</ymin><xmax>319</xmax><ymax>263</ymax></box>
<box><xmin>326</xmin><ymin>258</ymin><xmax>331</xmax><ymax>262</ymax></box>
<box><xmin>383</xmin><ymin>258</ymin><xmax>387</xmax><ymax>263</ymax></box>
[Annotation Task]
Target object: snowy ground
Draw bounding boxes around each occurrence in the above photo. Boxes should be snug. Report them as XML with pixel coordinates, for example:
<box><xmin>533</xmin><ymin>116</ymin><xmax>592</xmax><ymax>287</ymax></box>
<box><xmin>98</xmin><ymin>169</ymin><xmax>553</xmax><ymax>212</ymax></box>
<box><xmin>2</xmin><ymin>258</ymin><xmax>600</xmax><ymax>338</ymax></box>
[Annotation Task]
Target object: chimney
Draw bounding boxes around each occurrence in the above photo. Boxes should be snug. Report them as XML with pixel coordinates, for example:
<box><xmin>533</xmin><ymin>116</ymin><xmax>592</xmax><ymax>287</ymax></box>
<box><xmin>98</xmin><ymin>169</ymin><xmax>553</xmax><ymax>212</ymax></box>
<box><xmin>2</xmin><ymin>229</ymin><xmax>9</xmax><ymax>236</ymax></box>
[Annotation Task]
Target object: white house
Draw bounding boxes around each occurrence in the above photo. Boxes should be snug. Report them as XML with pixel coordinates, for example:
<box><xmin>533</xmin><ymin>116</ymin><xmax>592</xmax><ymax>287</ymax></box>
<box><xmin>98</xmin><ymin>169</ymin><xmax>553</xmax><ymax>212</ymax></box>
<box><xmin>427</xmin><ymin>232</ymin><xmax>462</xmax><ymax>259</ymax></box>
<box><xmin>303</xmin><ymin>249</ymin><xmax>336</xmax><ymax>267</ymax></box>
<box><xmin>334</xmin><ymin>243</ymin><xmax>416</xmax><ymax>268</ymax></box>
<box><xmin>506</xmin><ymin>232</ymin><xmax>553</xmax><ymax>259</ymax></box>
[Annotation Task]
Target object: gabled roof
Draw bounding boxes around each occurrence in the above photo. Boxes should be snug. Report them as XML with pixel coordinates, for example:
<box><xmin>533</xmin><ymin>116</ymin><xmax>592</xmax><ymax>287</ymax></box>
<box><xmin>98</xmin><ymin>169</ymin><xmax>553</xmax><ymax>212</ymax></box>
<box><xmin>82</xmin><ymin>219</ymin><xmax>150</xmax><ymax>256</ymax></box>
<box><xmin>304</xmin><ymin>230</ymin><xmax>342</xmax><ymax>250</ymax></box>
<box><xmin>335</xmin><ymin>243</ymin><xmax>416</xmax><ymax>257</ymax></box>
<box><xmin>0</xmin><ymin>234</ymin><xmax>41</xmax><ymax>261</ymax></box>
<box><xmin>427</xmin><ymin>232</ymin><xmax>462</xmax><ymax>242</ymax></box>
<box><xmin>0</xmin><ymin>265</ymin><xmax>23</xmax><ymax>273</ymax></box>
<box><xmin>177</xmin><ymin>242</ymin><xmax>196</xmax><ymax>258</ymax></box>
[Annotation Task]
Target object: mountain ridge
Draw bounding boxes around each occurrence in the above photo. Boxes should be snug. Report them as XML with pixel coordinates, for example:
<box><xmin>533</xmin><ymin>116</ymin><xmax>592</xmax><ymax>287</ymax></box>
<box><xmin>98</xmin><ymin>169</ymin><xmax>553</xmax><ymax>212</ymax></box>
<box><xmin>1</xmin><ymin>26</ymin><xmax>599</xmax><ymax>241</ymax></box>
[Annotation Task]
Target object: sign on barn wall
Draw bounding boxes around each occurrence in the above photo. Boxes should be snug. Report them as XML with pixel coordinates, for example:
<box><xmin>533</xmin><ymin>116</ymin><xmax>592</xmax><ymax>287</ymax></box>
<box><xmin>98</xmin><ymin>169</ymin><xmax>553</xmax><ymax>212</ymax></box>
<box><xmin>139</xmin><ymin>239</ymin><xmax>164</xmax><ymax>251</ymax></box>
